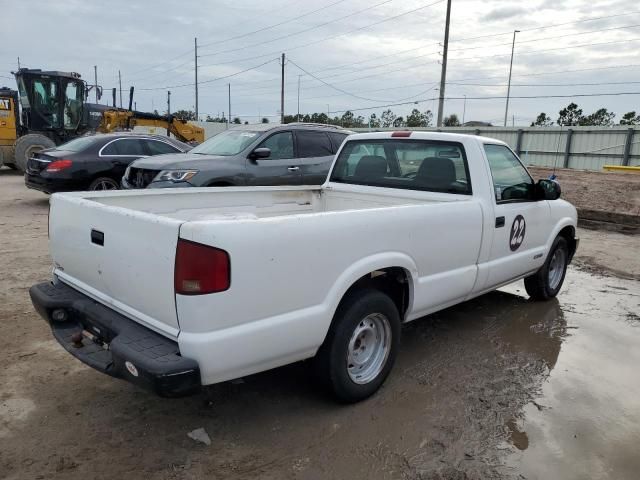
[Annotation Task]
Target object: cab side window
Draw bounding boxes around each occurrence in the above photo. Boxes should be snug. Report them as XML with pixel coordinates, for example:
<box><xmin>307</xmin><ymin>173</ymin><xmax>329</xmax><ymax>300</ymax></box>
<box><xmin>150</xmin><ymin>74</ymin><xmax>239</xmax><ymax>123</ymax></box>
<box><xmin>484</xmin><ymin>144</ymin><xmax>533</xmax><ymax>202</ymax></box>
<box><xmin>258</xmin><ymin>132</ymin><xmax>294</xmax><ymax>160</ymax></box>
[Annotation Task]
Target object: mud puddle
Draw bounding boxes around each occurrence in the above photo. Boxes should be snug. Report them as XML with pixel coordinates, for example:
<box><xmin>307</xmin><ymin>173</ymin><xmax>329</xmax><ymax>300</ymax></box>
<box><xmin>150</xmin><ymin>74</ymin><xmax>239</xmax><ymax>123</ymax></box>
<box><xmin>500</xmin><ymin>269</ymin><xmax>640</xmax><ymax>480</ymax></box>
<box><xmin>1</xmin><ymin>265</ymin><xmax>639</xmax><ymax>479</ymax></box>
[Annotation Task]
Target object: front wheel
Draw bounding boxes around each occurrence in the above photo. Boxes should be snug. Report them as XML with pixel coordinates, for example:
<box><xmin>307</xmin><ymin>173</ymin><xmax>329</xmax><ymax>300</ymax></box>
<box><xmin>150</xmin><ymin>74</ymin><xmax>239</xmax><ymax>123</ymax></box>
<box><xmin>525</xmin><ymin>236</ymin><xmax>569</xmax><ymax>301</ymax></box>
<box><xmin>314</xmin><ymin>289</ymin><xmax>401</xmax><ymax>403</ymax></box>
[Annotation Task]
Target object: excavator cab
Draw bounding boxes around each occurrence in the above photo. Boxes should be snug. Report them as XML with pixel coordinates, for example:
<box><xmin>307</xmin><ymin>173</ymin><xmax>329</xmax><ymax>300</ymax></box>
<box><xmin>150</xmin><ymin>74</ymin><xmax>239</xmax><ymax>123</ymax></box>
<box><xmin>14</xmin><ymin>69</ymin><xmax>86</xmax><ymax>135</ymax></box>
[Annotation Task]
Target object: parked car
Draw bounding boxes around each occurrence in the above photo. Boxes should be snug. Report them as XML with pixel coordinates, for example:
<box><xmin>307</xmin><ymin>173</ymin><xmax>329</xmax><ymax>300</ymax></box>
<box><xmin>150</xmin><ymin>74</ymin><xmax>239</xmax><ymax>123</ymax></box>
<box><xmin>31</xmin><ymin>131</ymin><xmax>578</xmax><ymax>402</ymax></box>
<box><xmin>24</xmin><ymin>133</ymin><xmax>192</xmax><ymax>193</ymax></box>
<box><xmin>121</xmin><ymin>123</ymin><xmax>352</xmax><ymax>189</ymax></box>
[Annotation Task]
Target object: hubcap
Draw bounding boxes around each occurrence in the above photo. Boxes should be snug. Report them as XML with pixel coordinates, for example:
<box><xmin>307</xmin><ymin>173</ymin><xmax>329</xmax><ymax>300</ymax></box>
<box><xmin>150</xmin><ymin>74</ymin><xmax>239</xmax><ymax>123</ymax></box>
<box><xmin>548</xmin><ymin>248</ymin><xmax>566</xmax><ymax>290</ymax></box>
<box><xmin>346</xmin><ymin>313</ymin><xmax>391</xmax><ymax>384</ymax></box>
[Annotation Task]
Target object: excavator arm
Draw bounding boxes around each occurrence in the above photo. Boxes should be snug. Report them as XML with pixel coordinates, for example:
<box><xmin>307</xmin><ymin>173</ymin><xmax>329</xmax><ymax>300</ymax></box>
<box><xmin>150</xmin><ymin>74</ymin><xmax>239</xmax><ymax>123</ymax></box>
<box><xmin>98</xmin><ymin>110</ymin><xmax>204</xmax><ymax>144</ymax></box>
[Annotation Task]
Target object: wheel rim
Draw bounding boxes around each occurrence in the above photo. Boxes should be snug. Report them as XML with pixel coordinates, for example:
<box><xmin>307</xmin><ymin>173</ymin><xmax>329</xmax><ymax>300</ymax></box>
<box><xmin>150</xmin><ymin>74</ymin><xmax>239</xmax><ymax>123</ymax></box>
<box><xmin>26</xmin><ymin>145</ymin><xmax>46</xmax><ymax>158</ymax></box>
<box><xmin>92</xmin><ymin>179</ymin><xmax>118</xmax><ymax>190</ymax></box>
<box><xmin>548</xmin><ymin>248</ymin><xmax>567</xmax><ymax>290</ymax></box>
<box><xmin>346</xmin><ymin>313</ymin><xmax>391</xmax><ymax>385</ymax></box>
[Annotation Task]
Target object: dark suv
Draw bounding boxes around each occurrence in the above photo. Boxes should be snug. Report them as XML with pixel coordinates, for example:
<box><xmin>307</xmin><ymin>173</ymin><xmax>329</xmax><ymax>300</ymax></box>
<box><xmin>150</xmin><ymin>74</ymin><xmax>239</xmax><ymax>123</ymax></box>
<box><xmin>121</xmin><ymin>123</ymin><xmax>352</xmax><ymax>189</ymax></box>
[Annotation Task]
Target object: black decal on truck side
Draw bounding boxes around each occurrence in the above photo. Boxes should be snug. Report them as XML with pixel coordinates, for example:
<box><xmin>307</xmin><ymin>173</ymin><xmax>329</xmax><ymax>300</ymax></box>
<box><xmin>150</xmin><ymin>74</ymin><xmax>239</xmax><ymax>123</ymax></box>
<box><xmin>510</xmin><ymin>215</ymin><xmax>526</xmax><ymax>251</ymax></box>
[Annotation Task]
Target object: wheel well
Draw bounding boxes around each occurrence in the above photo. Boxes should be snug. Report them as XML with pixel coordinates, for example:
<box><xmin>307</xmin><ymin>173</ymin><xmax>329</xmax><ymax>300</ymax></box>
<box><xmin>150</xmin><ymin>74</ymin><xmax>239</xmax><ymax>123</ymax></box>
<box><xmin>558</xmin><ymin>225</ymin><xmax>577</xmax><ymax>260</ymax></box>
<box><xmin>341</xmin><ymin>267</ymin><xmax>411</xmax><ymax>320</ymax></box>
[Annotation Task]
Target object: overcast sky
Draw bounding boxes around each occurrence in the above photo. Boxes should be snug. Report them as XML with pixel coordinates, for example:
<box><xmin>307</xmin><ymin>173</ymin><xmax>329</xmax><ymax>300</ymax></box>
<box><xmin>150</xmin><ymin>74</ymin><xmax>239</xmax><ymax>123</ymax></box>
<box><xmin>1</xmin><ymin>0</ymin><xmax>638</xmax><ymax>125</ymax></box>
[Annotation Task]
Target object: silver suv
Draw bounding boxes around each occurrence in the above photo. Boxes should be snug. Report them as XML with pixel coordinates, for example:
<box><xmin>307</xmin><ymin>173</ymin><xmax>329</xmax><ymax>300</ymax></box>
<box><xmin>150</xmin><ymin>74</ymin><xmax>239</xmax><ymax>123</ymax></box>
<box><xmin>122</xmin><ymin>123</ymin><xmax>352</xmax><ymax>189</ymax></box>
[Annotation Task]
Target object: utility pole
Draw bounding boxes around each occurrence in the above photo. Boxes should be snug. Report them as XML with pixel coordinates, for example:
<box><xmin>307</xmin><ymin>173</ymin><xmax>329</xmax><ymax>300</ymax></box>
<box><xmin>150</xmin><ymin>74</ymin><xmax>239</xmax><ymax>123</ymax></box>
<box><xmin>297</xmin><ymin>75</ymin><xmax>301</xmax><ymax>121</ymax></box>
<box><xmin>327</xmin><ymin>104</ymin><xmax>330</xmax><ymax>125</ymax></box>
<box><xmin>462</xmin><ymin>94</ymin><xmax>467</xmax><ymax>125</ymax></box>
<box><xmin>118</xmin><ymin>70</ymin><xmax>123</xmax><ymax>108</ymax></box>
<box><xmin>93</xmin><ymin>65</ymin><xmax>98</xmax><ymax>103</ymax></box>
<box><xmin>504</xmin><ymin>30</ymin><xmax>520</xmax><ymax>127</ymax></box>
<box><xmin>280</xmin><ymin>53</ymin><xmax>285</xmax><ymax>124</ymax></box>
<box><xmin>228</xmin><ymin>83</ymin><xmax>231</xmax><ymax>129</ymax></box>
<box><xmin>17</xmin><ymin>57</ymin><xmax>21</xmax><ymax>69</ymax></box>
<box><xmin>437</xmin><ymin>0</ymin><xmax>452</xmax><ymax>127</ymax></box>
<box><xmin>167</xmin><ymin>91</ymin><xmax>171</xmax><ymax>137</ymax></box>
<box><xmin>194</xmin><ymin>37</ymin><xmax>199</xmax><ymax>121</ymax></box>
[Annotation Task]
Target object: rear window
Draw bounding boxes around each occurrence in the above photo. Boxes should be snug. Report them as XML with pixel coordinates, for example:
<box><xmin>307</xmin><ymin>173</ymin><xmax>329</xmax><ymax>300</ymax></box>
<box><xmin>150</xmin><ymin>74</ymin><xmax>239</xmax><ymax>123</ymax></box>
<box><xmin>56</xmin><ymin>136</ymin><xmax>97</xmax><ymax>152</ymax></box>
<box><xmin>296</xmin><ymin>130</ymin><xmax>333</xmax><ymax>158</ymax></box>
<box><xmin>329</xmin><ymin>132</ymin><xmax>349</xmax><ymax>152</ymax></box>
<box><xmin>330</xmin><ymin>139</ymin><xmax>471</xmax><ymax>194</ymax></box>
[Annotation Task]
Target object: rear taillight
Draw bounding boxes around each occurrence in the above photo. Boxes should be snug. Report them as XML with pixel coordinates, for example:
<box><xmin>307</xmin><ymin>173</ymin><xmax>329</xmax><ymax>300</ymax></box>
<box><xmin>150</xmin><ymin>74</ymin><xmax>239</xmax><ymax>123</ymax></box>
<box><xmin>46</xmin><ymin>159</ymin><xmax>73</xmax><ymax>172</ymax></box>
<box><xmin>174</xmin><ymin>239</ymin><xmax>230</xmax><ymax>295</ymax></box>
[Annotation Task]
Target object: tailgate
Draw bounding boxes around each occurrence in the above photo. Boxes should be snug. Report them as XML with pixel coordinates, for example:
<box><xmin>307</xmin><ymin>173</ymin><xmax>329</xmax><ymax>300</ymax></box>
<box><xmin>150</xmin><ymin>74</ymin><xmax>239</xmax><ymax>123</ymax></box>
<box><xmin>48</xmin><ymin>193</ymin><xmax>183</xmax><ymax>337</ymax></box>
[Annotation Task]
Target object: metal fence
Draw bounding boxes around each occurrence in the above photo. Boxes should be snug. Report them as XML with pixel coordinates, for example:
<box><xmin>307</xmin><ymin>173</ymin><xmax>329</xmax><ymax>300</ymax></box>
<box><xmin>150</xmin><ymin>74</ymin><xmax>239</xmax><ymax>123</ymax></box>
<box><xmin>134</xmin><ymin>122</ymin><xmax>639</xmax><ymax>171</ymax></box>
<box><xmin>353</xmin><ymin>126</ymin><xmax>640</xmax><ymax>171</ymax></box>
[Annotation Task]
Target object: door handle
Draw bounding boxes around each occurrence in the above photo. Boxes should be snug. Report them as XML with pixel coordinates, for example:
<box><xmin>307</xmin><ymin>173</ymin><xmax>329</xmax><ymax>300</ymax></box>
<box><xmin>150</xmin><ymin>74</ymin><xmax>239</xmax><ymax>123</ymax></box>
<box><xmin>495</xmin><ymin>216</ymin><xmax>505</xmax><ymax>228</ymax></box>
<box><xmin>287</xmin><ymin>166</ymin><xmax>300</xmax><ymax>171</ymax></box>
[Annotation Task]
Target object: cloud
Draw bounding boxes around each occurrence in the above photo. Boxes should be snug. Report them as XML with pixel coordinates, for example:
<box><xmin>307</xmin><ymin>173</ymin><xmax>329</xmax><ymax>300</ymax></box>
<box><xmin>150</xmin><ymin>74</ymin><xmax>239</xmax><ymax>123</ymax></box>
<box><xmin>481</xmin><ymin>6</ymin><xmax>527</xmax><ymax>22</ymax></box>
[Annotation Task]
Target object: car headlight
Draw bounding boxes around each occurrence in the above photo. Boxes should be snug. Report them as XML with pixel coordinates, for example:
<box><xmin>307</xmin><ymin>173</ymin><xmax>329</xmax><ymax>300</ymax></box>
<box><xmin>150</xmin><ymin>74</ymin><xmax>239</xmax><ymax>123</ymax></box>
<box><xmin>154</xmin><ymin>170</ymin><xmax>199</xmax><ymax>183</ymax></box>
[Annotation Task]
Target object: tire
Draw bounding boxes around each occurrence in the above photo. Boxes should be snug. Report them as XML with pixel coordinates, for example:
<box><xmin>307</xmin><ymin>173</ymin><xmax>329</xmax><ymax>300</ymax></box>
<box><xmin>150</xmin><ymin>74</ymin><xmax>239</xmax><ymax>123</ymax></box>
<box><xmin>14</xmin><ymin>134</ymin><xmax>56</xmax><ymax>172</ymax></box>
<box><xmin>88</xmin><ymin>177</ymin><xmax>120</xmax><ymax>191</ymax></box>
<box><xmin>314</xmin><ymin>288</ymin><xmax>401</xmax><ymax>403</ymax></box>
<box><xmin>0</xmin><ymin>146</ymin><xmax>16</xmax><ymax>169</ymax></box>
<box><xmin>524</xmin><ymin>236</ymin><xmax>569</xmax><ymax>301</ymax></box>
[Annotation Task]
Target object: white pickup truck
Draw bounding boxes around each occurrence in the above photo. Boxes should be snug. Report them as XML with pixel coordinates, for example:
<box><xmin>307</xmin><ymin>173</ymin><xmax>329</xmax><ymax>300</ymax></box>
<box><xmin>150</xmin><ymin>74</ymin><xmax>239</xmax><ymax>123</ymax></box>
<box><xmin>31</xmin><ymin>131</ymin><xmax>578</xmax><ymax>402</ymax></box>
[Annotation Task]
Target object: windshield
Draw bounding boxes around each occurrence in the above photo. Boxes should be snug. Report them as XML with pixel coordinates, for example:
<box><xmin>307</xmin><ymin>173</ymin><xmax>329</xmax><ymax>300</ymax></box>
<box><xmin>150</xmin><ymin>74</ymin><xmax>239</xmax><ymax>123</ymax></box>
<box><xmin>190</xmin><ymin>130</ymin><xmax>260</xmax><ymax>156</ymax></box>
<box><xmin>56</xmin><ymin>136</ymin><xmax>97</xmax><ymax>152</ymax></box>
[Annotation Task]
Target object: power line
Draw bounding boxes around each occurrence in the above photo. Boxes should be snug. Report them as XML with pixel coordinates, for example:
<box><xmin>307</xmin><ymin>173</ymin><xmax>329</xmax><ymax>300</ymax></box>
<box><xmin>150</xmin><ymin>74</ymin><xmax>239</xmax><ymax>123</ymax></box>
<box><xmin>199</xmin><ymin>0</ymin><xmax>445</xmax><ymax>66</ymax></box>
<box><xmin>206</xmin><ymin>10</ymin><xmax>640</xmax><ymax>85</ymax></box>
<box><xmin>327</xmin><ymin>92</ymin><xmax>640</xmax><ymax>114</ymax></box>
<box><xmin>198</xmin><ymin>0</ymin><xmax>393</xmax><ymax>58</ymax></box>
<box><xmin>198</xmin><ymin>0</ymin><xmax>349</xmax><ymax>48</ymax></box>
<box><xmin>137</xmin><ymin>58</ymin><xmax>279</xmax><ymax>91</ymax></box>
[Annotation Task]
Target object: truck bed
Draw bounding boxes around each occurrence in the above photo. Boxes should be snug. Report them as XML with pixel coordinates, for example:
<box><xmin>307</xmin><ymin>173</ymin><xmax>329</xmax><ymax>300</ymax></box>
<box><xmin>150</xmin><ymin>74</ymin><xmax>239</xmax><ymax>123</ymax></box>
<box><xmin>72</xmin><ymin>185</ymin><xmax>461</xmax><ymax>222</ymax></box>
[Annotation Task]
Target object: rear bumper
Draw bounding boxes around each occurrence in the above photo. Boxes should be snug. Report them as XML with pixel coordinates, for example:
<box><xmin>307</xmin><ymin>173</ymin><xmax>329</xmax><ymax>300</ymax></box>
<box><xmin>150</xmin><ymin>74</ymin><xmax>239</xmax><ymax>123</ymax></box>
<box><xmin>24</xmin><ymin>173</ymin><xmax>80</xmax><ymax>194</ymax></box>
<box><xmin>30</xmin><ymin>281</ymin><xmax>200</xmax><ymax>397</ymax></box>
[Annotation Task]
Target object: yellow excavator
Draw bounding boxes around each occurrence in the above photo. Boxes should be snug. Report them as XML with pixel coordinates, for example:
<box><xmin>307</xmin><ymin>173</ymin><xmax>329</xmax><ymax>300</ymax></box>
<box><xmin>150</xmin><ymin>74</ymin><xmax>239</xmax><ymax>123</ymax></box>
<box><xmin>0</xmin><ymin>69</ymin><xmax>204</xmax><ymax>172</ymax></box>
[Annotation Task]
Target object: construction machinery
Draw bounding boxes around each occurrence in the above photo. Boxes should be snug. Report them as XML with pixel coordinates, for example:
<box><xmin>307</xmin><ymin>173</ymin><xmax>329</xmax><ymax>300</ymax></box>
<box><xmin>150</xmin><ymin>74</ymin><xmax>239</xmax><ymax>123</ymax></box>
<box><xmin>0</xmin><ymin>69</ymin><xmax>204</xmax><ymax>172</ymax></box>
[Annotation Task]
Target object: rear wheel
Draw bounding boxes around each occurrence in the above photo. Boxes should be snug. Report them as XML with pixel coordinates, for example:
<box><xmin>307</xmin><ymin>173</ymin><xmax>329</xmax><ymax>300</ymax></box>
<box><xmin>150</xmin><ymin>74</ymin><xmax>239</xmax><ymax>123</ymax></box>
<box><xmin>314</xmin><ymin>289</ymin><xmax>401</xmax><ymax>403</ymax></box>
<box><xmin>14</xmin><ymin>134</ymin><xmax>56</xmax><ymax>172</ymax></box>
<box><xmin>88</xmin><ymin>177</ymin><xmax>119</xmax><ymax>191</ymax></box>
<box><xmin>524</xmin><ymin>236</ymin><xmax>569</xmax><ymax>301</ymax></box>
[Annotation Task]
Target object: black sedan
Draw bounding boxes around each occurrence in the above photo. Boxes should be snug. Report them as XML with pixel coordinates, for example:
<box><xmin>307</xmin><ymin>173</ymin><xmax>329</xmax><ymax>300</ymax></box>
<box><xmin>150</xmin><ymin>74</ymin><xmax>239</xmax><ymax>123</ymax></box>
<box><xmin>24</xmin><ymin>133</ymin><xmax>191</xmax><ymax>193</ymax></box>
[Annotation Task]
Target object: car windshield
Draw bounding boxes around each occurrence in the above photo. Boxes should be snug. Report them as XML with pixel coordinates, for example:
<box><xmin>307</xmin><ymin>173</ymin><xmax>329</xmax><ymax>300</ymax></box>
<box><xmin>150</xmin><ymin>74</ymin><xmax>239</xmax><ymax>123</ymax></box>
<box><xmin>189</xmin><ymin>130</ymin><xmax>260</xmax><ymax>156</ymax></box>
<box><xmin>55</xmin><ymin>136</ymin><xmax>97</xmax><ymax>152</ymax></box>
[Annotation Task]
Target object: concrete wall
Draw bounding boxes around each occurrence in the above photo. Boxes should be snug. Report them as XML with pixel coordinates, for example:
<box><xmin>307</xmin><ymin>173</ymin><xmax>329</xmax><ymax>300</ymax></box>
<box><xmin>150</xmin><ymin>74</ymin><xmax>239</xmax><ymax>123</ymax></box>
<box><xmin>352</xmin><ymin>126</ymin><xmax>640</xmax><ymax>171</ymax></box>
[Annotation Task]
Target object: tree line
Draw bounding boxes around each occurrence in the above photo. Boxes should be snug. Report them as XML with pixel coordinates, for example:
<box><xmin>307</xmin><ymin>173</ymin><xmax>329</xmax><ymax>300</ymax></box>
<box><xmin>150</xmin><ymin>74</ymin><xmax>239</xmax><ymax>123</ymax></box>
<box><xmin>171</xmin><ymin>103</ymin><xmax>639</xmax><ymax>128</ymax></box>
<box><xmin>532</xmin><ymin>104</ymin><xmax>640</xmax><ymax>127</ymax></box>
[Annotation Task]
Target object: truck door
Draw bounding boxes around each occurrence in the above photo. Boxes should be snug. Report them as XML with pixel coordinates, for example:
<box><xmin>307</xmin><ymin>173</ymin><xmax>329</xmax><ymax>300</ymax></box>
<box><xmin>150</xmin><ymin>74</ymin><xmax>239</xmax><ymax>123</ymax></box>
<box><xmin>482</xmin><ymin>144</ymin><xmax>553</xmax><ymax>288</ymax></box>
<box><xmin>246</xmin><ymin>130</ymin><xmax>302</xmax><ymax>185</ymax></box>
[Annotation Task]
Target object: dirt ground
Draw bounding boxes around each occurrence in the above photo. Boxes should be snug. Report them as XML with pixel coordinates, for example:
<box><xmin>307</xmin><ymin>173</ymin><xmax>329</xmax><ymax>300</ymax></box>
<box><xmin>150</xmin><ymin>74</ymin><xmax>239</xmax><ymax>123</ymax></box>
<box><xmin>1</xmin><ymin>168</ymin><xmax>639</xmax><ymax>480</ymax></box>
<box><xmin>528</xmin><ymin>167</ymin><xmax>640</xmax><ymax>226</ymax></box>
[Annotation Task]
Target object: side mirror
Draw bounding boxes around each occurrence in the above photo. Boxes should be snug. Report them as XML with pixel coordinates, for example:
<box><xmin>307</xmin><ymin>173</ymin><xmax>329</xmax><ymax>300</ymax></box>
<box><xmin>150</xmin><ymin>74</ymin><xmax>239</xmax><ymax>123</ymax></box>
<box><xmin>250</xmin><ymin>147</ymin><xmax>271</xmax><ymax>160</ymax></box>
<box><xmin>536</xmin><ymin>179</ymin><xmax>561</xmax><ymax>200</ymax></box>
